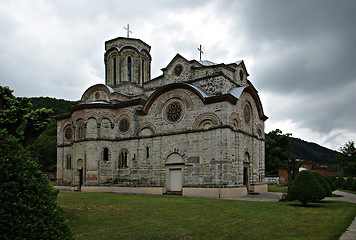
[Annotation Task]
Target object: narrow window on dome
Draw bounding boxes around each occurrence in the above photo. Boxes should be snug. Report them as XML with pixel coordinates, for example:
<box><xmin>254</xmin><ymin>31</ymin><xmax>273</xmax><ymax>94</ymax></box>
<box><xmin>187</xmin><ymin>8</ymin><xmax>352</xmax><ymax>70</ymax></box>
<box><xmin>142</xmin><ymin>59</ymin><xmax>145</xmax><ymax>84</ymax></box>
<box><xmin>128</xmin><ymin>56</ymin><xmax>132</xmax><ymax>82</ymax></box>
<box><xmin>113</xmin><ymin>57</ymin><xmax>117</xmax><ymax>85</ymax></box>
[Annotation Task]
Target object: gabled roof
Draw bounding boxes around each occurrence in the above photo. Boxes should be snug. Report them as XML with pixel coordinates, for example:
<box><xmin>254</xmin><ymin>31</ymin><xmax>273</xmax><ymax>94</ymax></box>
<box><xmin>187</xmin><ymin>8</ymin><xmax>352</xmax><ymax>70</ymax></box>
<box><xmin>227</xmin><ymin>60</ymin><xmax>249</xmax><ymax>76</ymax></box>
<box><xmin>160</xmin><ymin>53</ymin><xmax>190</xmax><ymax>71</ymax></box>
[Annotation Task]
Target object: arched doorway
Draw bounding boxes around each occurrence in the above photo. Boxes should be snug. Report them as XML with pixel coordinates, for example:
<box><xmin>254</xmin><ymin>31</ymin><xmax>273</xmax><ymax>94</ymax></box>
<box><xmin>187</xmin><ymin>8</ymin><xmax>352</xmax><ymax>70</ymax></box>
<box><xmin>77</xmin><ymin>159</ymin><xmax>84</xmax><ymax>189</ymax></box>
<box><xmin>243</xmin><ymin>152</ymin><xmax>251</xmax><ymax>188</ymax></box>
<box><xmin>165</xmin><ymin>153</ymin><xmax>184</xmax><ymax>193</ymax></box>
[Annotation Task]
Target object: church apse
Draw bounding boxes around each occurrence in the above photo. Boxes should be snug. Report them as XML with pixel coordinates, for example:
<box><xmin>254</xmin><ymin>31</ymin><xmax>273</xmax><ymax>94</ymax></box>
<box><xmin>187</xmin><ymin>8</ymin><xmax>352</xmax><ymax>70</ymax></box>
<box><xmin>56</xmin><ymin>35</ymin><xmax>267</xmax><ymax>198</ymax></box>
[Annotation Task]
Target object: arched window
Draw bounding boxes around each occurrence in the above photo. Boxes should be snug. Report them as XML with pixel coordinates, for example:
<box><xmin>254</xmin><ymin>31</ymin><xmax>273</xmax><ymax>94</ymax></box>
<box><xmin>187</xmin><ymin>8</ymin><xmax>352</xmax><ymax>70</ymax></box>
<box><xmin>103</xmin><ymin>147</ymin><xmax>109</xmax><ymax>162</ymax></box>
<box><xmin>113</xmin><ymin>57</ymin><xmax>117</xmax><ymax>85</ymax></box>
<box><xmin>75</xmin><ymin>119</ymin><xmax>85</xmax><ymax>140</ymax></box>
<box><xmin>78</xmin><ymin>126</ymin><xmax>84</xmax><ymax>139</ymax></box>
<box><xmin>66</xmin><ymin>156</ymin><xmax>72</xmax><ymax>170</ymax></box>
<box><xmin>127</xmin><ymin>56</ymin><xmax>132</xmax><ymax>82</ymax></box>
<box><xmin>239</xmin><ymin>70</ymin><xmax>244</xmax><ymax>81</ymax></box>
<box><xmin>146</xmin><ymin>146</ymin><xmax>149</xmax><ymax>159</ymax></box>
<box><xmin>119</xmin><ymin>149</ymin><xmax>128</xmax><ymax>168</ymax></box>
<box><xmin>245</xmin><ymin>152</ymin><xmax>250</xmax><ymax>163</ymax></box>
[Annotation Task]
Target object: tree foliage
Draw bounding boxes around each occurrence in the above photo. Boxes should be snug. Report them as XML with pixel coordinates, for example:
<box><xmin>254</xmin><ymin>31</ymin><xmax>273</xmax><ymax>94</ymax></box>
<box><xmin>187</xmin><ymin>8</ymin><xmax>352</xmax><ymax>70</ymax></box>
<box><xmin>351</xmin><ymin>180</ymin><xmax>356</xmax><ymax>191</ymax></box>
<box><xmin>0</xmin><ymin>129</ymin><xmax>73</xmax><ymax>239</ymax></box>
<box><xmin>342</xmin><ymin>177</ymin><xmax>354</xmax><ymax>190</ymax></box>
<box><xmin>27</xmin><ymin>120</ymin><xmax>57</xmax><ymax>172</ymax></box>
<box><xmin>288</xmin><ymin>170</ymin><xmax>325</xmax><ymax>206</ymax></box>
<box><xmin>0</xmin><ymin>86</ymin><xmax>53</xmax><ymax>148</ymax></box>
<box><xmin>325</xmin><ymin>176</ymin><xmax>336</xmax><ymax>191</ymax></box>
<box><xmin>26</xmin><ymin>97</ymin><xmax>76</xmax><ymax>172</ymax></box>
<box><xmin>335</xmin><ymin>177</ymin><xmax>346</xmax><ymax>189</ymax></box>
<box><xmin>265</xmin><ymin>129</ymin><xmax>293</xmax><ymax>175</ymax></box>
<box><xmin>336</xmin><ymin>141</ymin><xmax>356</xmax><ymax>176</ymax></box>
<box><xmin>291</xmin><ymin>138</ymin><xmax>338</xmax><ymax>166</ymax></box>
<box><xmin>311</xmin><ymin>172</ymin><xmax>332</xmax><ymax>197</ymax></box>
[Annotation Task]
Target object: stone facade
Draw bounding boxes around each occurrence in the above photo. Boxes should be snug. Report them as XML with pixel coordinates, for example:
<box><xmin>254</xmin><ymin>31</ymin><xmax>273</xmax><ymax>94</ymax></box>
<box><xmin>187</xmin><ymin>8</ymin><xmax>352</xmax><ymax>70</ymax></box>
<box><xmin>56</xmin><ymin>37</ymin><xmax>268</xmax><ymax>197</ymax></box>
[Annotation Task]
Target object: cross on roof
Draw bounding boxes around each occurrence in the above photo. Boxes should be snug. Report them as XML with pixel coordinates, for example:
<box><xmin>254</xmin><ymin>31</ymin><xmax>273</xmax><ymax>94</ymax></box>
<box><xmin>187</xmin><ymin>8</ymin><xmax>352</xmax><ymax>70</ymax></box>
<box><xmin>123</xmin><ymin>24</ymin><xmax>133</xmax><ymax>38</ymax></box>
<box><xmin>198</xmin><ymin>45</ymin><xmax>204</xmax><ymax>60</ymax></box>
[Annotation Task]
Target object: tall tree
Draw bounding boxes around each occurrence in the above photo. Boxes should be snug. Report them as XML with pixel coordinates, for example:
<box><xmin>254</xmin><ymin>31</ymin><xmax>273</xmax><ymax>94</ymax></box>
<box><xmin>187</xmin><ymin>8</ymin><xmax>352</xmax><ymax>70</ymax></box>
<box><xmin>0</xmin><ymin>86</ymin><xmax>52</xmax><ymax>148</ymax></box>
<box><xmin>336</xmin><ymin>141</ymin><xmax>356</xmax><ymax>176</ymax></box>
<box><xmin>265</xmin><ymin>129</ymin><xmax>293</xmax><ymax>175</ymax></box>
<box><xmin>0</xmin><ymin>86</ymin><xmax>72</xmax><ymax>239</ymax></box>
<box><xmin>0</xmin><ymin>129</ymin><xmax>73</xmax><ymax>239</ymax></box>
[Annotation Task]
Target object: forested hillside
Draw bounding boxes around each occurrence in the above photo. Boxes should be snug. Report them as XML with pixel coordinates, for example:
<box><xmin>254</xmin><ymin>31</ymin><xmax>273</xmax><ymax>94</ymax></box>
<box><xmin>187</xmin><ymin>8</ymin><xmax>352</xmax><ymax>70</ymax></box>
<box><xmin>27</xmin><ymin>97</ymin><xmax>77</xmax><ymax>172</ymax></box>
<box><xmin>30</xmin><ymin>97</ymin><xmax>77</xmax><ymax>116</ymax></box>
<box><xmin>291</xmin><ymin>137</ymin><xmax>339</xmax><ymax>166</ymax></box>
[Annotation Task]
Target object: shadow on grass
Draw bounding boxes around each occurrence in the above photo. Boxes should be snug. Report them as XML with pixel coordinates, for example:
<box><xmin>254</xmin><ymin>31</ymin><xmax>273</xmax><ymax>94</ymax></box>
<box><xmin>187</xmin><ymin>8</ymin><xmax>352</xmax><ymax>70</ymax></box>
<box><xmin>288</xmin><ymin>203</ymin><xmax>325</xmax><ymax>208</ymax></box>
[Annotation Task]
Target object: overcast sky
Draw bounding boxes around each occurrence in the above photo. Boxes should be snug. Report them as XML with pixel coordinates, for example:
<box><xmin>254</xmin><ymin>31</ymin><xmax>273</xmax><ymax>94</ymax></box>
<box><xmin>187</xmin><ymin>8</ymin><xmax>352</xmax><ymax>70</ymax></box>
<box><xmin>1</xmin><ymin>0</ymin><xmax>355</xmax><ymax>151</ymax></box>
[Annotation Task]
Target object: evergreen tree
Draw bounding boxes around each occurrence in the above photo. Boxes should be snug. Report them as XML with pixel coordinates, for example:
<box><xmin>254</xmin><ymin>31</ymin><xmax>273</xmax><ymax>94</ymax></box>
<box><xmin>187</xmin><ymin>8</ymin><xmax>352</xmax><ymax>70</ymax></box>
<box><xmin>288</xmin><ymin>170</ymin><xmax>325</xmax><ymax>206</ymax></box>
<box><xmin>325</xmin><ymin>176</ymin><xmax>336</xmax><ymax>191</ymax></box>
<box><xmin>335</xmin><ymin>177</ymin><xmax>346</xmax><ymax>189</ymax></box>
<box><xmin>0</xmin><ymin>129</ymin><xmax>73</xmax><ymax>239</ymax></box>
<box><xmin>342</xmin><ymin>177</ymin><xmax>354</xmax><ymax>190</ymax></box>
<box><xmin>0</xmin><ymin>86</ymin><xmax>72</xmax><ymax>239</ymax></box>
<box><xmin>351</xmin><ymin>180</ymin><xmax>356</xmax><ymax>191</ymax></box>
<box><xmin>311</xmin><ymin>172</ymin><xmax>332</xmax><ymax>197</ymax></box>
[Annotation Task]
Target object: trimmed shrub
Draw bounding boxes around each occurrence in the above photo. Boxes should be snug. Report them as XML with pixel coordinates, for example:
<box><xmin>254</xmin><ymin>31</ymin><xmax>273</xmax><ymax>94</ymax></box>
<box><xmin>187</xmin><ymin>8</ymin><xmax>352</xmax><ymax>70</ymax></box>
<box><xmin>342</xmin><ymin>177</ymin><xmax>354</xmax><ymax>190</ymax></box>
<box><xmin>325</xmin><ymin>176</ymin><xmax>336</xmax><ymax>191</ymax></box>
<box><xmin>312</xmin><ymin>172</ymin><xmax>332</xmax><ymax>197</ymax></box>
<box><xmin>335</xmin><ymin>177</ymin><xmax>346</xmax><ymax>189</ymax></box>
<box><xmin>351</xmin><ymin>180</ymin><xmax>356</xmax><ymax>191</ymax></box>
<box><xmin>288</xmin><ymin>170</ymin><xmax>325</xmax><ymax>206</ymax></box>
<box><xmin>0</xmin><ymin>129</ymin><xmax>73</xmax><ymax>240</ymax></box>
<box><xmin>330</xmin><ymin>176</ymin><xmax>337</xmax><ymax>184</ymax></box>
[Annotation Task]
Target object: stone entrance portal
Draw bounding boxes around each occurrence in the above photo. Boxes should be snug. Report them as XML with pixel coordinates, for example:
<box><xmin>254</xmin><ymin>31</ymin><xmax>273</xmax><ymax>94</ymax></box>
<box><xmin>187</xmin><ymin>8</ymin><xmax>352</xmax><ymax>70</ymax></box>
<box><xmin>165</xmin><ymin>153</ymin><xmax>184</xmax><ymax>194</ymax></box>
<box><xmin>169</xmin><ymin>169</ymin><xmax>182</xmax><ymax>191</ymax></box>
<box><xmin>77</xmin><ymin>159</ymin><xmax>84</xmax><ymax>189</ymax></box>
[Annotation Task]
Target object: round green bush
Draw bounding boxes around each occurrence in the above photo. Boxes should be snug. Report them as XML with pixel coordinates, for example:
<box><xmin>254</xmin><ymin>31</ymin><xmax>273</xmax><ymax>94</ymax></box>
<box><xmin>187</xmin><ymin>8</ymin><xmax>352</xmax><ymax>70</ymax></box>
<box><xmin>325</xmin><ymin>176</ymin><xmax>336</xmax><ymax>191</ymax></box>
<box><xmin>351</xmin><ymin>179</ymin><xmax>356</xmax><ymax>191</ymax></box>
<box><xmin>312</xmin><ymin>172</ymin><xmax>332</xmax><ymax>197</ymax></box>
<box><xmin>342</xmin><ymin>177</ymin><xmax>354</xmax><ymax>190</ymax></box>
<box><xmin>335</xmin><ymin>177</ymin><xmax>346</xmax><ymax>188</ymax></box>
<box><xmin>330</xmin><ymin>176</ymin><xmax>337</xmax><ymax>184</ymax></box>
<box><xmin>288</xmin><ymin>170</ymin><xmax>325</xmax><ymax>206</ymax></box>
<box><xmin>0</xmin><ymin>129</ymin><xmax>73</xmax><ymax>240</ymax></box>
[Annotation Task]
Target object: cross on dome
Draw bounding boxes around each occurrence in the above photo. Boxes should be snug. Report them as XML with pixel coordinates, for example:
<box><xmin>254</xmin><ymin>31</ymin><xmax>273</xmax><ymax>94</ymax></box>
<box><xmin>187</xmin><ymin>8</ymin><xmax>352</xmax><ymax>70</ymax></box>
<box><xmin>123</xmin><ymin>24</ymin><xmax>133</xmax><ymax>38</ymax></box>
<box><xmin>198</xmin><ymin>45</ymin><xmax>204</xmax><ymax>60</ymax></box>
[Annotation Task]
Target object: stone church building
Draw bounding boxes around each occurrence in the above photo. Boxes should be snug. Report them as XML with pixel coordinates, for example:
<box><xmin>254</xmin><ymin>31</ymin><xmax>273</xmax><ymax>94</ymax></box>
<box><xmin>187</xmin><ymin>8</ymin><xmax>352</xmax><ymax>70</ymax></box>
<box><xmin>56</xmin><ymin>36</ymin><xmax>268</xmax><ymax>198</ymax></box>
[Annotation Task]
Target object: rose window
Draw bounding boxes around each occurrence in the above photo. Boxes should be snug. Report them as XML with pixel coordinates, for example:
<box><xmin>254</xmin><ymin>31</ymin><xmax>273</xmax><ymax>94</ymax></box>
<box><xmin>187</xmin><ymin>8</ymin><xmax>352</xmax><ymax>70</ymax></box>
<box><xmin>64</xmin><ymin>127</ymin><xmax>72</xmax><ymax>140</ymax></box>
<box><xmin>174</xmin><ymin>64</ymin><xmax>183</xmax><ymax>76</ymax></box>
<box><xmin>119</xmin><ymin>118</ymin><xmax>129</xmax><ymax>133</ymax></box>
<box><xmin>244</xmin><ymin>105</ymin><xmax>251</xmax><ymax>124</ymax></box>
<box><xmin>166</xmin><ymin>102</ymin><xmax>182</xmax><ymax>122</ymax></box>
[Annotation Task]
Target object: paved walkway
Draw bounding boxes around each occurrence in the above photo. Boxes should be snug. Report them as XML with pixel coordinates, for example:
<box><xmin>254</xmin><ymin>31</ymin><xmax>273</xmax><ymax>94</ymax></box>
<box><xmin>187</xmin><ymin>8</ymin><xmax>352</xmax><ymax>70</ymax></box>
<box><xmin>325</xmin><ymin>190</ymin><xmax>356</xmax><ymax>204</ymax></box>
<box><xmin>326</xmin><ymin>190</ymin><xmax>356</xmax><ymax>240</ymax></box>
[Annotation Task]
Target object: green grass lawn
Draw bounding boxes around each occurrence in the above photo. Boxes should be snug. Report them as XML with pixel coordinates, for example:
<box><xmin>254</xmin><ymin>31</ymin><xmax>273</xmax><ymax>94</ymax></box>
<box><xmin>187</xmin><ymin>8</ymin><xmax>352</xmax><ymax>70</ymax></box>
<box><xmin>268</xmin><ymin>184</ymin><xmax>288</xmax><ymax>193</ymax></box>
<box><xmin>57</xmin><ymin>193</ymin><xmax>356</xmax><ymax>240</ymax></box>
